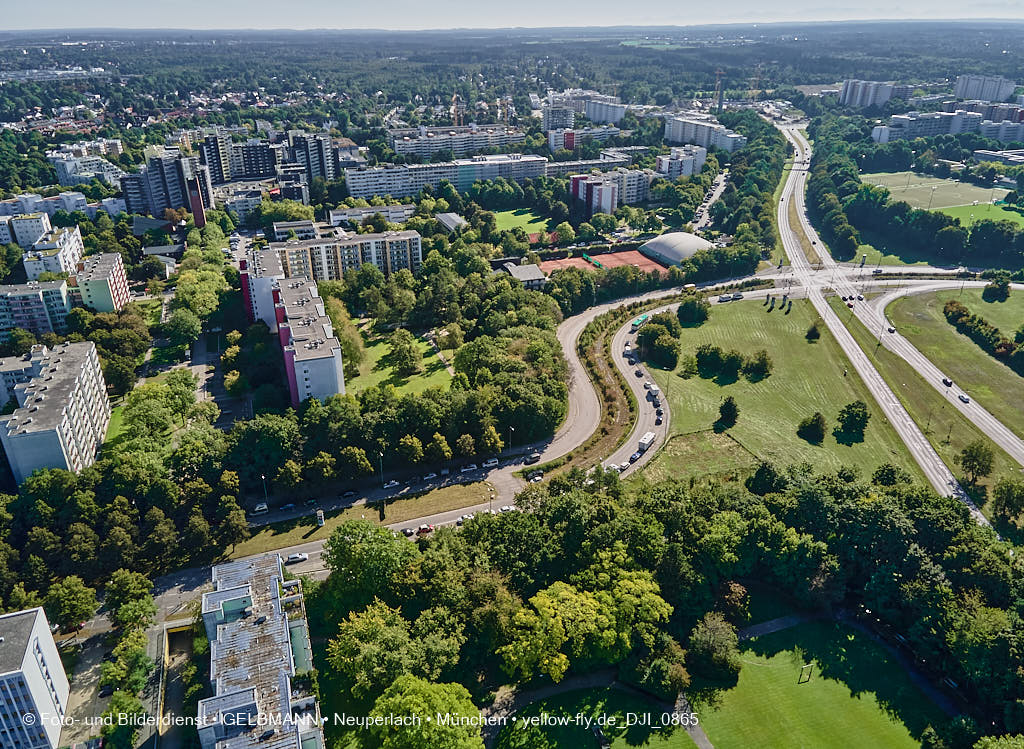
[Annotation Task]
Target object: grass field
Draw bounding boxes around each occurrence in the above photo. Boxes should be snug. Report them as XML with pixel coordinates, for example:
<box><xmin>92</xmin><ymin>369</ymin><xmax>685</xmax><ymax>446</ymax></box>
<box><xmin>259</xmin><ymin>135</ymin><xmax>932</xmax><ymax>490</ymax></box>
<box><xmin>495</xmin><ymin>687</ymin><xmax>698</xmax><ymax>749</ymax></box>
<box><xmin>132</xmin><ymin>298</ymin><xmax>164</xmax><ymax>328</ymax></box>
<box><xmin>104</xmin><ymin>405</ymin><xmax>125</xmax><ymax>445</ymax></box>
<box><xmin>641</xmin><ymin>430</ymin><xmax>759</xmax><ymax>485</ymax></box>
<box><xmin>940</xmin><ymin>202</ymin><xmax>1024</xmax><ymax>228</ymax></box>
<box><xmin>229</xmin><ymin>481</ymin><xmax>493</xmax><ymax>558</ymax></box>
<box><xmin>886</xmin><ymin>288</ymin><xmax>1024</xmax><ymax>440</ymax></box>
<box><xmin>694</xmin><ymin>620</ymin><xmax>946</xmax><ymax>749</ymax></box>
<box><xmin>828</xmin><ymin>297</ymin><xmax>1021</xmax><ymax>540</ymax></box>
<box><xmin>644</xmin><ymin>299</ymin><xmax>921</xmax><ymax>482</ymax></box>
<box><xmin>345</xmin><ymin>328</ymin><xmax>452</xmax><ymax>395</ymax></box>
<box><xmin>494</xmin><ymin>208</ymin><xmax>551</xmax><ymax>233</ymax></box>
<box><xmin>860</xmin><ymin>171</ymin><xmax>1007</xmax><ymax>210</ymax></box>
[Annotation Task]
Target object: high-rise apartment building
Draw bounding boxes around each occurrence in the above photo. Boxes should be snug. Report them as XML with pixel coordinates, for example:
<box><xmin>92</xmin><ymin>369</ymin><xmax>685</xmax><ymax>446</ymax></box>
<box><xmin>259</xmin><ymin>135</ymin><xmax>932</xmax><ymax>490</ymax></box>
<box><xmin>389</xmin><ymin>124</ymin><xmax>526</xmax><ymax>158</ymax></box>
<box><xmin>230</xmin><ymin>139</ymin><xmax>282</xmax><ymax>179</ymax></box>
<box><xmin>290</xmin><ymin>133</ymin><xmax>337</xmax><ymax>181</ymax></box>
<box><xmin>954</xmin><ymin>75</ymin><xmax>1017</xmax><ymax>103</ymax></box>
<box><xmin>9</xmin><ymin>213</ymin><xmax>52</xmax><ymax>247</ymax></box>
<box><xmin>0</xmin><ymin>607</ymin><xmax>70</xmax><ymax>749</ymax></box>
<box><xmin>0</xmin><ymin>342</ymin><xmax>110</xmax><ymax>484</ymax></box>
<box><xmin>199</xmin><ymin>133</ymin><xmax>233</xmax><ymax>185</ymax></box>
<box><xmin>542</xmin><ymin>105</ymin><xmax>575</xmax><ymax>131</ymax></box>
<box><xmin>839</xmin><ymin>80</ymin><xmax>913</xmax><ymax>108</ymax></box>
<box><xmin>275</xmin><ymin>279</ymin><xmax>345</xmax><ymax>407</ymax></box>
<box><xmin>664</xmin><ymin>116</ymin><xmax>747</xmax><ymax>152</ymax></box>
<box><xmin>547</xmin><ymin>126</ymin><xmax>621</xmax><ymax>152</ymax></box>
<box><xmin>0</xmin><ymin>281</ymin><xmax>72</xmax><ymax>340</ymax></box>
<box><xmin>24</xmin><ymin>226</ymin><xmax>84</xmax><ymax>280</ymax></box>
<box><xmin>345</xmin><ymin>154</ymin><xmax>547</xmax><ymax>199</ymax></box>
<box><xmin>70</xmin><ymin>253</ymin><xmax>130</xmax><ymax>313</ymax></box>
<box><xmin>585</xmin><ymin>99</ymin><xmax>628</xmax><ymax>125</ymax></box>
<box><xmin>274</xmin><ymin>230</ymin><xmax>423</xmax><ymax>279</ymax></box>
<box><xmin>656</xmin><ymin>145</ymin><xmax>708</xmax><ymax>179</ymax></box>
<box><xmin>121</xmin><ymin>147</ymin><xmax>214</xmax><ymax>220</ymax></box>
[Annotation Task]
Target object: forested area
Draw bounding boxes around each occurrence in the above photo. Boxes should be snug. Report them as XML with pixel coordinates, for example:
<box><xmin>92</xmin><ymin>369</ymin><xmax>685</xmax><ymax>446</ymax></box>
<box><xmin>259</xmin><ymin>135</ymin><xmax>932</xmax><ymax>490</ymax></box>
<box><xmin>807</xmin><ymin>115</ymin><xmax>1024</xmax><ymax>268</ymax></box>
<box><xmin>307</xmin><ymin>463</ymin><xmax>1024</xmax><ymax>748</ymax></box>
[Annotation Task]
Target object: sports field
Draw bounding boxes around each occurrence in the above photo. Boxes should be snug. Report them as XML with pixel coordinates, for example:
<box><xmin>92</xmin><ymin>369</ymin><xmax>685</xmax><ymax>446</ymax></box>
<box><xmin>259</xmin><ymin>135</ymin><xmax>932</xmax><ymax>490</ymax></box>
<box><xmin>694</xmin><ymin>620</ymin><xmax>947</xmax><ymax>749</ymax></box>
<box><xmin>886</xmin><ymin>288</ymin><xmax>1024</xmax><ymax>440</ymax></box>
<box><xmin>494</xmin><ymin>208</ymin><xmax>550</xmax><ymax>233</ymax></box>
<box><xmin>540</xmin><ymin>250</ymin><xmax>667</xmax><ymax>276</ymax></box>
<box><xmin>939</xmin><ymin>202</ymin><xmax>1024</xmax><ymax>228</ymax></box>
<box><xmin>860</xmin><ymin>171</ymin><xmax>1007</xmax><ymax>210</ymax></box>
<box><xmin>646</xmin><ymin>299</ymin><xmax>921</xmax><ymax>481</ymax></box>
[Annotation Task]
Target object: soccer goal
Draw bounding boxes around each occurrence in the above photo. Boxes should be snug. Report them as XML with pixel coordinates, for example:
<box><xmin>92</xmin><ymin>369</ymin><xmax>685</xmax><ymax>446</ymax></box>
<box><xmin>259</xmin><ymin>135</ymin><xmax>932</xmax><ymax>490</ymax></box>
<box><xmin>798</xmin><ymin>663</ymin><xmax>814</xmax><ymax>684</ymax></box>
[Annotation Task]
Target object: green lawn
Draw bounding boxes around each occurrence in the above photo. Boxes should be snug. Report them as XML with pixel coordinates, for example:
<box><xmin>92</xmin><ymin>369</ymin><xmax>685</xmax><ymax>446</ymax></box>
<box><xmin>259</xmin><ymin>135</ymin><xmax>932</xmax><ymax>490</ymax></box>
<box><xmin>131</xmin><ymin>298</ymin><xmax>164</xmax><ymax>328</ymax></box>
<box><xmin>886</xmin><ymin>288</ymin><xmax>1024</xmax><ymax>440</ymax></box>
<box><xmin>940</xmin><ymin>202</ymin><xmax>1024</xmax><ymax>228</ymax></box>
<box><xmin>104</xmin><ymin>405</ymin><xmax>125</xmax><ymax>445</ymax></box>
<box><xmin>148</xmin><ymin>343</ymin><xmax>189</xmax><ymax>368</ymax></box>
<box><xmin>640</xmin><ymin>430</ymin><xmax>759</xmax><ymax>486</ymax></box>
<box><xmin>345</xmin><ymin>329</ymin><xmax>452</xmax><ymax>395</ymax></box>
<box><xmin>494</xmin><ymin>208</ymin><xmax>550</xmax><ymax>234</ymax></box>
<box><xmin>694</xmin><ymin>620</ymin><xmax>946</xmax><ymax>749</ymax></box>
<box><xmin>853</xmin><ymin>241</ymin><xmax>936</xmax><ymax>268</ymax></box>
<box><xmin>230</xmin><ymin>481</ymin><xmax>494</xmax><ymax>559</ymax></box>
<box><xmin>645</xmin><ymin>299</ymin><xmax>920</xmax><ymax>482</ymax></box>
<box><xmin>860</xmin><ymin>171</ymin><xmax>1007</xmax><ymax>210</ymax></box>
<box><xmin>827</xmin><ymin>297</ymin><xmax>1021</xmax><ymax>541</ymax></box>
<box><xmin>495</xmin><ymin>687</ymin><xmax>698</xmax><ymax>749</ymax></box>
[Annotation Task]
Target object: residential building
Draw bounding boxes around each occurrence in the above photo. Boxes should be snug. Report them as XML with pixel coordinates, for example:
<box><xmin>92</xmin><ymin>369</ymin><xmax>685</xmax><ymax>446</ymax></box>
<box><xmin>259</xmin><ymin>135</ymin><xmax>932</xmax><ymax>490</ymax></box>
<box><xmin>664</xmin><ymin>115</ymin><xmax>747</xmax><ymax>152</ymax></box>
<box><xmin>276</xmin><ymin>279</ymin><xmax>345</xmax><ymax>407</ymax></box>
<box><xmin>499</xmin><ymin>262</ymin><xmax>546</xmax><ymax>290</ymax></box>
<box><xmin>434</xmin><ymin>212</ymin><xmax>468</xmax><ymax>233</ymax></box>
<box><xmin>240</xmin><ymin>250</ymin><xmax>286</xmax><ymax>330</ymax></box>
<box><xmin>389</xmin><ymin>124</ymin><xmax>526</xmax><ymax>158</ymax></box>
<box><xmin>872</xmin><ymin>110</ymin><xmax>985</xmax><ymax>142</ymax></box>
<box><xmin>571</xmin><ymin>174</ymin><xmax>619</xmax><ymax>214</ymax></box>
<box><xmin>954</xmin><ymin>75</ymin><xmax>1017</xmax><ymax>103</ymax></box>
<box><xmin>272</xmin><ymin>220</ymin><xmax>318</xmax><ymax>242</ymax></box>
<box><xmin>10</xmin><ymin>213</ymin><xmax>52</xmax><ymax>247</ymax></box>
<box><xmin>0</xmin><ymin>194</ymin><xmax>101</xmax><ymax>221</ymax></box>
<box><xmin>47</xmin><ymin>137</ymin><xmax>123</xmax><ymax>158</ymax></box>
<box><xmin>839</xmin><ymin>80</ymin><xmax>913</xmax><ymax>108</ymax></box>
<box><xmin>585</xmin><ymin>99</ymin><xmax>628</xmax><ymax>125</ymax></box>
<box><xmin>547</xmin><ymin>126</ymin><xmax>621</xmax><ymax>153</ymax></box>
<box><xmin>941</xmin><ymin>99</ymin><xmax>1024</xmax><ymax>122</ymax></box>
<box><xmin>290</xmin><ymin>132</ymin><xmax>336</xmax><ymax>181</ymax></box>
<box><xmin>24</xmin><ymin>226</ymin><xmax>84</xmax><ymax>280</ymax></box>
<box><xmin>543</xmin><ymin>153</ymin><xmax>630</xmax><ymax>178</ymax></box>
<box><xmin>0</xmin><ymin>281</ymin><xmax>72</xmax><ymax>339</ymax></box>
<box><xmin>224</xmin><ymin>190</ymin><xmax>264</xmax><ymax>224</ymax></box>
<box><xmin>542</xmin><ymin>105</ymin><xmax>575</xmax><ymax>131</ymax></box>
<box><xmin>345</xmin><ymin>154</ymin><xmax>547</xmax><ymax>199</ymax></box>
<box><xmin>198</xmin><ymin>554</ymin><xmax>324</xmax><ymax>749</ymax></box>
<box><xmin>277</xmin><ymin>181</ymin><xmax>310</xmax><ymax>205</ymax></box>
<box><xmin>973</xmin><ymin>149</ymin><xmax>1024</xmax><ymax>166</ymax></box>
<box><xmin>0</xmin><ymin>342</ymin><xmax>110</xmax><ymax>484</ymax></box>
<box><xmin>274</xmin><ymin>230</ymin><xmax>423</xmax><ymax>279</ymax></box>
<box><xmin>547</xmin><ymin>88</ymin><xmax>620</xmax><ymax>113</ymax></box>
<box><xmin>47</xmin><ymin>153</ymin><xmax>127</xmax><ymax>186</ymax></box>
<box><xmin>199</xmin><ymin>133</ymin><xmax>233</xmax><ymax>185</ymax></box>
<box><xmin>656</xmin><ymin>145</ymin><xmax>708</xmax><ymax>179</ymax></box>
<box><xmin>121</xmin><ymin>147</ymin><xmax>214</xmax><ymax>221</ymax></box>
<box><xmin>230</xmin><ymin>139</ymin><xmax>282</xmax><ymax>180</ymax></box>
<box><xmin>70</xmin><ymin>253</ymin><xmax>130</xmax><ymax>313</ymax></box>
<box><xmin>978</xmin><ymin>119</ymin><xmax>1024</xmax><ymax>143</ymax></box>
<box><xmin>0</xmin><ymin>607</ymin><xmax>69</xmax><ymax>749</ymax></box>
<box><xmin>328</xmin><ymin>204</ymin><xmax>416</xmax><ymax>226</ymax></box>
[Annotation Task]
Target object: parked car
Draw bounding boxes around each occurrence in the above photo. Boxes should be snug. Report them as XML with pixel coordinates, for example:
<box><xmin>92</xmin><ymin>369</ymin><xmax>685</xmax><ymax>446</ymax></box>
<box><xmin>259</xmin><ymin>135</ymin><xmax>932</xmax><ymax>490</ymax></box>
<box><xmin>423</xmin><ymin>472</ymin><xmax>438</xmax><ymax>481</ymax></box>
<box><xmin>942</xmin><ymin>377</ymin><xmax>953</xmax><ymax>387</ymax></box>
<box><xmin>383</xmin><ymin>480</ymin><xmax>400</xmax><ymax>489</ymax></box>
<box><xmin>731</xmin><ymin>292</ymin><xmax>744</xmax><ymax>300</ymax></box>
<box><xmin>99</xmin><ymin>684</ymin><xmax>115</xmax><ymax>698</ymax></box>
<box><xmin>656</xmin><ymin>408</ymin><xmax>664</xmax><ymax>416</ymax></box>
<box><xmin>718</xmin><ymin>294</ymin><xmax>732</xmax><ymax>302</ymax></box>
<box><xmin>635</xmin><ymin>368</ymin><xmax>643</xmax><ymax>377</ymax></box>
<box><xmin>644</xmin><ymin>381</ymin><xmax>652</xmax><ymax>389</ymax></box>
<box><xmin>341</xmin><ymin>490</ymin><xmax>357</xmax><ymax>499</ymax></box>
<box><xmin>403</xmin><ymin>527</ymin><xmax>415</xmax><ymax>537</ymax></box>
<box><xmin>958</xmin><ymin>394</ymin><xmax>971</xmax><ymax>404</ymax></box>
<box><xmin>524</xmin><ymin>452</ymin><xmax>542</xmax><ymax>465</ymax></box>
<box><xmin>499</xmin><ymin>505</ymin><xmax>515</xmax><ymax>513</ymax></box>
<box><xmin>620</xmin><ymin>462</ymin><xmax>631</xmax><ymax>471</ymax></box>
<box><xmin>460</xmin><ymin>463</ymin><xmax>478</xmax><ymax>473</ymax></box>
<box><xmin>857</xmin><ymin>294</ymin><xmax>865</xmax><ymax>301</ymax></box>
<box><xmin>280</xmin><ymin>503</ymin><xmax>295</xmax><ymax>512</ymax></box>
<box><xmin>250</xmin><ymin>503</ymin><xmax>269</xmax><ymax>516</ymax></box>
<box><xmin>887</xmin><ymin>326</ymin><xmax>896</xmax><ymax>333</ymax></box>
<box><xmin>846</xmin><ymin>302</ymin><xmax>854</xmax><ymax>308</ymax></box>
<box><xmin>529</xmin><ymin>474</ymin><xmax>543</xmax><ymax>483</ymax></box>
<box><xmin>629</xmin><ymin>451</ymin><xmax>642</xmax><ymax>463</ymax></box>
<box><xmin>482</xmin><ymin>458</ymin><xmax>499</xmax><ymax>468</ymax></box>
<box><xmin>285</xmin><ymin>553</ymin><xmax>309</xmax><ymax>564</ymax></box>
<box><xmin>655</xmin><ymin>416</ymin><xmax>663</xmax><ymax>425</ymax></box>
<box><xmin>416</xmin><ymin>524</ymin><xmax>435</xmax><ymax>535</ymax></box>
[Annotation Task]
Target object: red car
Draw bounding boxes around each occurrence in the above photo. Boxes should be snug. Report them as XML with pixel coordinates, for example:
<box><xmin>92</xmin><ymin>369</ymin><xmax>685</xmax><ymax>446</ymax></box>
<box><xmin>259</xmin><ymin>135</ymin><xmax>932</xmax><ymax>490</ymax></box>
<box><xmin>416</xmin><ymin>524</ymin><xmax>435</xmax><ymax>536</ymax></box>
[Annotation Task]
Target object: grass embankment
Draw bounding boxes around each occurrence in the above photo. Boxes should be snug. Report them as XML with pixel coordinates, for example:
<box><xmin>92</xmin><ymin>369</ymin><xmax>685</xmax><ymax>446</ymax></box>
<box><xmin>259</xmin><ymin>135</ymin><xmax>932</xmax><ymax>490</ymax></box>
<box><xmin>345</xmin><ymin>326</ymin><xmax>452</xmax><ymax>395</ymax></box>
<box><xmin>771</xmin><ymin>156</ymin><xmax>793</xmax><ymax>266</ymax></box>
<box><xmin>642</xmin><ymin>299</ymin><xmax>920</xmax><ymax>484</ymax></box>
<box><xmin>940</xmin><ymin>203</ymin><xmax>1024</xmax><ymax>228</ymax></box>
<box><xmin>695</xmin><ymin>620</ymin><xmax>947</xmax><ymax>749</ymax></box>
<box><xmin>827</xmin><ymin>297</ymin><xmax>1021</xmax><ymax>540</ymax></box>
<box><xmin>887</xmin><ymin>288</ymin><xmax>1024</xmax><ymax>440</ymax></box>
<box><xmin>789</xmin><ymin>197</ymin><xmax>820</xmax><ymax>266</ymax></box>
<box><xmin>494</xmin><ymin>208</ymin><xmax>551</xmax><ymax>234</ymax></box>
<box><xmin>228</xmin><ymin>481</ymin><xmax>494</xmax><ymax>559</ymax></box>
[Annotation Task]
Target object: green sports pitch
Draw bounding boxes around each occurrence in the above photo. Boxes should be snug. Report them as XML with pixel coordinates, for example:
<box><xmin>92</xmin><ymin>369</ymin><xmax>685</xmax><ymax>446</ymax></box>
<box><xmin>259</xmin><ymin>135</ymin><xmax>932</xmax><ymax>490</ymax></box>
<box><xmin>860</xmin><ymin>171</ymin><xmax>1007</xmax><ymax>210</ymax></box>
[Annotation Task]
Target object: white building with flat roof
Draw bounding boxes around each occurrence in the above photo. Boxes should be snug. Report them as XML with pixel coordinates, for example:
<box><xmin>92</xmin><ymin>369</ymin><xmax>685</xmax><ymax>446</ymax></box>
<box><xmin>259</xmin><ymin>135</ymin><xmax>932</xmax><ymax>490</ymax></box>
<box><xmin>70</xmin><ymin>253</ymin><xmax>130</xmax><ymax>313</ymax></box>
<box><xmin>8</xmin><ymin>213</ymin><xmax>52</xmax><ymax>247</ymax></box>
<box><xmin>328</xmin><ymin>204</ymin><xmax>416</xmax><ymax>226</ymax></box>
<box><xmin>656</xmin><ymin>145</ymin><xmax>708</xmax><ymax>179</ymax></box>
<box><xmin>0</xmin><ymin>607</ymin><xmax>70</xmax><ymax>749</ymax></box>
<box><xmin>586</xmin><ymin>99</ymin><xmax>628</xmax><ymax>125</ymax></box>
<box><xmin>345</xmin><ymin>154</ymin><xmax>547</xmax><ymax>199</ymax></box>
<box><xmin>664</xmin><ymin>116</ymin><xmax>747</xmax><ymax>152</ymax></box>
<box><xmin>955</xmin><ymin>75</ymin><xmax>1017</xmax><ymax>103</ymax></box>
<box><xmin>389</xmin><ymin>124</ymin><xmax>526</xmax><ymax>158</ymax></box>
<box><xmin>24</xmin><ymin>226</ymin><xmax>84</xmax><ymax>280</ymax></box>
<box><xmin>0</xmin><ymin>342</ymin><xmax>109</xmax><ymax>484</ymax></box>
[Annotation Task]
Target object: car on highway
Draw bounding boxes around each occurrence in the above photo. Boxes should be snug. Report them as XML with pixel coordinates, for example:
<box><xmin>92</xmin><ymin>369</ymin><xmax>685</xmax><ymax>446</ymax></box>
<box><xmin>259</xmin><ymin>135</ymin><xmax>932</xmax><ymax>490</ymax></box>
<box><xmin>655</xmin><ymin>416</ymin><xmax>663</xmax><ymax>425</ymax></box>
<box><xmin>341</xmin><ymin>489</ymin><xmax>357</xmax><ymax>499</ymax></box>
<box><xmin>887</xmin><ymin>325</ymin><xmax>896</xmax><ymax>333</ymax></box>
<box><xmin>460</xmin><ymin>463</ymin><xmax>478</xmax><ymax>473</ymax></box>
<box><xmin>403</xmin><ymin>527</ymin><xmax>415</xmax><ymax>536</ymax></box>
<box><xmin>958</xmin><ymin>394</ymin><xmax>971</xmax><ymax>404</ymax></box>
<box><xmin>482</xmin><ymin>458</ymin><xmax>499</xmax><ymax>468</ymax></box>
<box><xmin>285</xmin><ymin>553</ymin><xmax>309</xmax><ymax>564</ymax></box>
<box><xmin>524</xmin><ymin>452</ymin><xmax>542</xmax><ymax>465</ymax></box>
<box><xmin>635</xmin><ymin>368</ymin><xmax>643</xmax><ymax>377</ymax></box>
<box><xmin>731</xmin><ymin>292</ymin><xmax>744</xmax><ymax>300</ymax></box>
<box><xmin>416</xmin><ymin>524</ymin><xmax>435</xmax><ymax>536</ymax></box>
<box><xmin>872</xmin><ymin>268</ymin><xmax>884</xmax><ymax>275</ymax></box>
<box><xmin>718</xmin><ymin>294</ymin><xmax>732</xmax><ymax>302</ymax></box>
<box><xmin>942</xmin><ymin>377</ymin><xmax>953</xmax><ymax>387</ymax></box>
<box><xmin>629</xmin><ymin>451</ymin><xmax>642</xmax><ymax>463</ymax></box>
<box><xmin>383</xmin><ymin>480</ymin><xmax>400</xmax><ymax>489</ymax></box>
<box><xmin>857</xmin><ymin>294</ymin><xmax>864</xmax><ymax>301</ymax></box>
<box><xmin>423</xmin><ymin>472</ymin><xmax>438</xmax><ymax>481</ymax></box>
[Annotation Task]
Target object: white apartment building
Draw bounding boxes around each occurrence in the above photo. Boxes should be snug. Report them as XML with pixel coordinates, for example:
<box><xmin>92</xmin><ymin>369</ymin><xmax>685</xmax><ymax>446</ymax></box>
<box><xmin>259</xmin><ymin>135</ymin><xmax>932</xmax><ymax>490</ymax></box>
<box><xmin>389</xmin><ymin>124</ymin><xmax>526</xmax><ymax>158</ymax></box>
<box><xmin>272</xmin><ymin>220</ymin><xmax>318</xmax><ymax>241</ymax></box>
<box><xmin>586</xmin><ymin>99</ymin><xmax>628</xmax><ymax>125</ymax></box>
<box><xmin>277</xmin><ymin>279</ymin><xmax>345</xmax><ymax>407</ymax></box>
<box><xmin>70</xmin><ymin>253</ymin><xmax>130</xmax><ymax>313</ymax></box>
<box><xmin>198</xmin><ymin>555</ymin><xmax>324</xmax><ymax>749</ymax></box>
<box><xmin>542</xmin><ymin>105</ymin><xmax>575</xmax><ymax>131</ymax></box>
<box><xmin>345</xmin><ymin>154</ymin><xmax>547</xmax><ymax>199</ymax></box>
<box><xmin>547</xmin><ymin>126</ymin><xmax>621</xmax><ymax>152</ymax></box>
<box><xmin>547</xmin><ymin>88</ymin><xmax>620</xmax><ymax>113</ymax></box>
<box><xmin>839</xmin><ymin>80</ymin><xmax>913</xmax><ymax>108</ymax></box>
<box><xmin>664</xmin><ymin>116</ymin><xmax>747</xmax><ymax>152</ymax></box>
<box><xmin>8</xmin><ymin>213</ymin><xmax>52</xmax><ymax>247</ymax></box>
<box><xmin>223</xmin><ymin>190</ymin><xmax>264</xmax><ymax>224</ymax></box>
<box><xmin>0</xmin><ymin>281</ymin><xmax>72</xmax><ymax>340</ymax></box>
<box><xmin>240</xmin><ymin>250</ymin><xmax>286</xmax><ymax>330</ymax></box>
<box><xmin>48</xmin><ymin>153</ymin><xmax>127</xmax><ymax>186</ymax></box>
<box><xmin>328</xmin><ymin>204</ymin><xmax>416</xmax><ymax>226</ymax></box>
<box><xmin>954</xmin><ymin>75</ymin><xmax>1017</xmax><ymax>103</ymax></box>
<box><xmin>0</xmin><ymin>194</ymin><xmax>94</xmax><ymax>221</ymax></box>
<box><xmin>0</xmin><ymin>608</ymin><xmax>70</xmax><ymax>749</ymax></box>
<box><xmin>656</xmin><ymin>145</ymin><xmax>708</xmax><ymax>179</ymax></box>
<box><xmin>0</xmin><ymin>342</ymin><xmax>110</xmax><ymax>485</ymax></box>
<box><xmin>872</xmin><ymin>110</ymin><xmax>986</xmax><ymax>142</ymax></box>
<box><xmin>274</xmin><ymin>230</ymin><xmax>423</xmax><ymax>279</ymax></box>
<box><xmin>24</xmin><ymin>226</ymin><xmax>84</xmax><ymax>280</ymax></box>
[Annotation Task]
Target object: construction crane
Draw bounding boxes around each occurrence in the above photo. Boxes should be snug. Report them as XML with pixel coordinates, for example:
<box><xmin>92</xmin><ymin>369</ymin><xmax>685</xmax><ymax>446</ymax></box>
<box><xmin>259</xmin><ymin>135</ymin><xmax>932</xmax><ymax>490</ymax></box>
<box><xmin>713</xmin><ymin>69</ymin><xmax>725</xmax><ymax>113</ymax></box>
<box><xmin>451</xmin><ymin>91</ymin><xmax>462</xmax><ymax>126</ymax></box>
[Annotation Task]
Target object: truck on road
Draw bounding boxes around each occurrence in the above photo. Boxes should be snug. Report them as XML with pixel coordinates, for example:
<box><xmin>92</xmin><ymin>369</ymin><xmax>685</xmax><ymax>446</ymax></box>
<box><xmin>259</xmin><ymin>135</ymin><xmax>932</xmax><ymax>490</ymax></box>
<box><xmin>638</xmin><ymin>431</ymin><xmax>656</xmax><ymax>453</ymax></box>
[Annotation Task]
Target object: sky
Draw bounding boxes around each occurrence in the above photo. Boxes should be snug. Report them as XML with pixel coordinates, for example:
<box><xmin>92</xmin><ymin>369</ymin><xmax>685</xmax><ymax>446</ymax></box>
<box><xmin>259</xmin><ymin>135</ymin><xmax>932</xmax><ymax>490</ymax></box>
<box><xmin>5</xmin><ymin>0</ymin><xmax>1024</xmax><ymax>31</ymax></box>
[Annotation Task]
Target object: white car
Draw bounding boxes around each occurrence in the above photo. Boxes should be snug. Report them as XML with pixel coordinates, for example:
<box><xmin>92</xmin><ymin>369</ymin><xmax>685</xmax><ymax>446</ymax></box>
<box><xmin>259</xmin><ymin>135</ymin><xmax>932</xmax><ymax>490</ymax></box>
<box><xmin>719</xmin><ymin>294</ymin><xmax>732</xmax><ymax>302</ymax></box>
<box><xmin>499</xmin><ymin>505</ymin><xmax>515</xmax><ymax>513</ymax></box>
<box><xmin>423</xmin><ymin>472</ymin><xmax>438</xmax><ymax>480</ymax></box>
<box><xmin>529</xmin><ymin>474</ymin><xmax>543</xmax><ymax>483</ymax></box>
<box><xmin>383</xmin><ymin>480</ymin><xmax>400</xmax><ymax>489</ymax></box>
<box><xmin>285</xmin><ymin>553</ymin><xmax>309</xmax><ymax>564</ymax></box>
<box><xmin>958</xmin><ymin>394</ymin><xmax>971</xmax><ymax>404</ymax></box>
<box><xmin>644</xmin><ymin>381</ymin><xmax>652</xmax><ymax>389</ymax></box>
<box><xmin>482</xmin><ymin>458</ymin><xmax>499</xmax><ymax>468</ymax></box>
<box><xmin>460</xmin><ymin>463</ymin><xmax>478</xmax><ymax>473</ymax></box>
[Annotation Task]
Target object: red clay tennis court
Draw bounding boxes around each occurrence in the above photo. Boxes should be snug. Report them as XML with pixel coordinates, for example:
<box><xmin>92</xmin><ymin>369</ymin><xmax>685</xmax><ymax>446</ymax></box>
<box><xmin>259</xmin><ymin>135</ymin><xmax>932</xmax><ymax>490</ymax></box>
<box><xmin>539</xmin><ymin>249</ymin><xmax>667</xmax><ymax>275</ymax></box>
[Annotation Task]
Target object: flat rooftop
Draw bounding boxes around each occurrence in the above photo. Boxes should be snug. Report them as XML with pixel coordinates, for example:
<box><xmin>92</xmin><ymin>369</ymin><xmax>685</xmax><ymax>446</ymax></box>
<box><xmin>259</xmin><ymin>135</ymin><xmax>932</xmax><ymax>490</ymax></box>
<box><xmin>0</xmin><ymin>342</ymin><xmax>97</xmax><ymax>434</ymax></box>
<box><xmin>74</xmin><ymin>253</ymin><xmax>121</xmax><ymax>283</ymax></box>
<box><xmin>0</xmin><ymin>608</ymin><xmax>38</xmax><ymax>675</ymax></box>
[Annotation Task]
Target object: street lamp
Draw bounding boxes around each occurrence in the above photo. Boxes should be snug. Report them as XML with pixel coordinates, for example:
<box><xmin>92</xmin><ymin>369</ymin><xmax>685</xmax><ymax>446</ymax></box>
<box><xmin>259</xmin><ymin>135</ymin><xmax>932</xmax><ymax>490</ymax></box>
<box><xmin>378</xmin><ymin>452</ymin><xmax>385</xmax><ymax>488</ymax></box>
<box><xmin>926</xmin><ymin>186</ymin><xmax>938</xmax><ymax>211</ymax></box>
<box><xmin>508</xmin><ymin>425</ymin><xmax>514</xmax><ymax>454</ymax></box>
<box><xmin>261</xmin><ymin>474</ymin><xmax>268</xmax><ymax>502</ymax></box>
